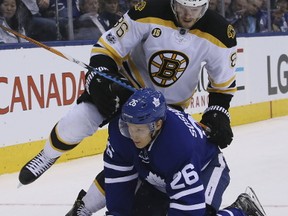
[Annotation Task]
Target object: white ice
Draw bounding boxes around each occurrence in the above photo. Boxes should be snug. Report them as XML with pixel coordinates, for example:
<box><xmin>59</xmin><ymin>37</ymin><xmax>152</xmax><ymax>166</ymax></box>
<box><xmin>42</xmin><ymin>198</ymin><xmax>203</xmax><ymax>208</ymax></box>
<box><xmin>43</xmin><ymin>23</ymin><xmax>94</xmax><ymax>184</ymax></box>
<box><xmin>0</xmin><ymin>116</ymin><xmax>287</xmax><ymax>216</ymax></box>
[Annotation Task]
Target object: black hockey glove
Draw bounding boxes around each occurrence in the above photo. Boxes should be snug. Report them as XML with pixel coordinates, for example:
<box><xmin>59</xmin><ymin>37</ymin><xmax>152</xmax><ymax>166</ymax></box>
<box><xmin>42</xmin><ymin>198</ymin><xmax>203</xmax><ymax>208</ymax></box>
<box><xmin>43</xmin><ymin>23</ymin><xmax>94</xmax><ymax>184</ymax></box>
<box><xmin>85</xmin><ymin>70</ymin><xmax>133</xmax><ymax>119</ymax></box>
<box><xmin>200</xmin><ymin>105</ymin><xmax>233</xmax><ymax>149</ymax></box>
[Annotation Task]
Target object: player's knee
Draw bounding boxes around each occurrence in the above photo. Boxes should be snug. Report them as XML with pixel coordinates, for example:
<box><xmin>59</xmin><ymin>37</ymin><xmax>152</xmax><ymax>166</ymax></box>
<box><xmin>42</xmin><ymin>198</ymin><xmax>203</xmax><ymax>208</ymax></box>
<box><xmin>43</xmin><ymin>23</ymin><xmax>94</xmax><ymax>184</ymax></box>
<box><xmin>95</xmin><ymin>170</ymin><xmax>105</xmax><ymax>191</ymax></box>
<box><xmin>49</xmin><ymin>123</ymin><xmax>79</xmax><ymax>151</ymax></box>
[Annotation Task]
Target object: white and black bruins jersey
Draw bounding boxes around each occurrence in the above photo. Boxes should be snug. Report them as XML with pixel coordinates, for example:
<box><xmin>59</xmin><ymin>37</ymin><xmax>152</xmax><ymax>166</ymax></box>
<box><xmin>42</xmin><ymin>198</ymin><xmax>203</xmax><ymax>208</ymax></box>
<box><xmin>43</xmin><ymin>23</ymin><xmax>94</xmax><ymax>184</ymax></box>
<box><xmin>90</xmin><ymin>0</ymin><xmax>237</xmax><ymax>108</ymax></box>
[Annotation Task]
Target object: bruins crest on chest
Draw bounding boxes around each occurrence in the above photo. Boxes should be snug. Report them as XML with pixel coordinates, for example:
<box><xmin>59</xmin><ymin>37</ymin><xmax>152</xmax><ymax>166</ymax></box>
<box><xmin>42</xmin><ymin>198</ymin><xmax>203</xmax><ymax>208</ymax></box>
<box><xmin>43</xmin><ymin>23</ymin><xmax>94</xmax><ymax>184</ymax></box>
<box><xmin>149</xmin><ymin>50</ymin><xmax>189</xmax><ymax>87</ymax></box>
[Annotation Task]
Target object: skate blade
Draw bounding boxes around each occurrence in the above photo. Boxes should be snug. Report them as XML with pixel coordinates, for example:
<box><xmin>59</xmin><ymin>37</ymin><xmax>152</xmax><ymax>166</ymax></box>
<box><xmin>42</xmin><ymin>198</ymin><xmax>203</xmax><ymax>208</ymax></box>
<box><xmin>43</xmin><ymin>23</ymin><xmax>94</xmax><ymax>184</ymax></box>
<box><xmin>17</xmin><ymin>182</ymin><xmax>24</xmax><ymax>188</ymax></box>
<box><xmin>245</xmin><ymin>186</ymin><xmax>267</xmax><ymax>216</ymax></box>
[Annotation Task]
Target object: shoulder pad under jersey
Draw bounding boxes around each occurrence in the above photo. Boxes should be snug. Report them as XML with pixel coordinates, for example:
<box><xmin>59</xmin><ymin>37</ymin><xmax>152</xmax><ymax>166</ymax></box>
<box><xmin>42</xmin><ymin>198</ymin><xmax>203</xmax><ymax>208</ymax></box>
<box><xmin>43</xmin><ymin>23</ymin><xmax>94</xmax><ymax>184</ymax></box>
<box><xmin>193</xmin><ymin>9</ymin><xmax>237</xmax><ymax>48</ymax></box>
<box><xmin>127</xmin><ymin>0</ymin><xmax>176</xmax><ymax>24</ymax></box>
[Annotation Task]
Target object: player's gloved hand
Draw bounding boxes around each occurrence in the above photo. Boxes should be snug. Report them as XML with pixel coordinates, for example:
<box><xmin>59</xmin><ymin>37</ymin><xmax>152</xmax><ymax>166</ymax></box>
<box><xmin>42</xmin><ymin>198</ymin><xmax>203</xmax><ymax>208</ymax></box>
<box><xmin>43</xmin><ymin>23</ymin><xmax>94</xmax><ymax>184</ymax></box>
<box><xmin>200</xmin><ymin>105</ymin><xmax>233</xmax><ymax>149</ymax></box>
<box><xmin>85</xmin><ymin>69</ymin><xmax>133</xmax><ymax>118</ymax></box>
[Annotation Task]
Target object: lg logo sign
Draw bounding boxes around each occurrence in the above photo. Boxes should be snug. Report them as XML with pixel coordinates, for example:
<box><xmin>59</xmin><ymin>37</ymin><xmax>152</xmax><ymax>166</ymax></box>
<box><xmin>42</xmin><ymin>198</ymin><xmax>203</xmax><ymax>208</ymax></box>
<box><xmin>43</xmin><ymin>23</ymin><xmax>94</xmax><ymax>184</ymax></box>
<box><xmin>267</xmin><ymin>54</ymin><xmax>288</xmax><ymax>95</ymax></box>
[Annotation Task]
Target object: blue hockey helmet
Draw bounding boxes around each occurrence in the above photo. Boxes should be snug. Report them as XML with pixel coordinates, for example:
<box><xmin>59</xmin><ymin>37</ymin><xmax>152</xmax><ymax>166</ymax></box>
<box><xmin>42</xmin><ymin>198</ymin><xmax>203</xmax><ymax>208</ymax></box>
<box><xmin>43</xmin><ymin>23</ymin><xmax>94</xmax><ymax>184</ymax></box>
<box><xmin>121</xmin><ymin>88</ymin><xmax>167</xmax><ymax>124</ymax></box>
<box><xmin>119</xmin><ymin>88</ymin><xmax>167</xmax><ymax>138</ymax></box>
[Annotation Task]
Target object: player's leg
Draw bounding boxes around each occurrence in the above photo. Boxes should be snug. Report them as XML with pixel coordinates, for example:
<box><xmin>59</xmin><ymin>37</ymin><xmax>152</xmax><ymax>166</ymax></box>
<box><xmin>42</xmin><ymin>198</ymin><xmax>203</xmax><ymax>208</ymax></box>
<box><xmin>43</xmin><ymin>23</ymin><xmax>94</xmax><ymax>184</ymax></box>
<box><xmin>201</xmin><ymin>152</ymin><xmax>241</xmax><ymax>216</ymax></box>
<box><xmin>201</xmin><ymin>152</ymin><xmax>231</xmax><ymax>214</ymax></box>
<box><xmin>202</xmin><ymin>153</ymin><xmax>266</xmax><ymax>216</ymax></box>
<box><xmin>66</xmin><ymin>170</ymin><xmax>106</xmax><ymax>215</ymax></box>
<box><xmin>19</xmin><ymin>102</ymin><xmax>105</xmax><ymax>185</ymax></box>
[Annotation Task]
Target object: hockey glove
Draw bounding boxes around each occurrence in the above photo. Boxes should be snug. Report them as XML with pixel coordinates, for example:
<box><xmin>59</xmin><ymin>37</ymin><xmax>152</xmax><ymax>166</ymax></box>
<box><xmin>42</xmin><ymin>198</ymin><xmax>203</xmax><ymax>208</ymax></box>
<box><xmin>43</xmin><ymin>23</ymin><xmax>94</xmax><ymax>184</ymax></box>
<box><xmin>200</xmin><ymin>105</ymin><xmax>233</xmax><ymax>149</ymax></box>
<box><xmin>85</xmin><ymin>70</ymin><xmax>133</xmax><ymax>118</ymax></box>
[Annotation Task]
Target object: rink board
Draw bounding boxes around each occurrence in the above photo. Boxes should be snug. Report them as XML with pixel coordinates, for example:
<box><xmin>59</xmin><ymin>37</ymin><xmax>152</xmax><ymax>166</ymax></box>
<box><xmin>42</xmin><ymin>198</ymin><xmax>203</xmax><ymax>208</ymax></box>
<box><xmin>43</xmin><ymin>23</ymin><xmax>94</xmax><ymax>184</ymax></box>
<box><xmin>1</xmin><ymin>35</ymin><xmax>288</xmax><ymax>174</ymax></box>
<box><xmin>1</xmin><ymin>98</ymin><xmax>287</xmax><ymax>174</ymax></box>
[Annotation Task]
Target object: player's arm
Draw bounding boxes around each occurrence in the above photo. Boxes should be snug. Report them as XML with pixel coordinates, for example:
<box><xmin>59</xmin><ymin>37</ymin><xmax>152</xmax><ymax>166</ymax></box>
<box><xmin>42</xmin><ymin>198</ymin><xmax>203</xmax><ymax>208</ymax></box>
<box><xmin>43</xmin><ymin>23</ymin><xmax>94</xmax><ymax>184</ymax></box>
<box><xmin>79</xmin><ymin>9</ymin><xmax>149</xmax><ymax>120</ymax></box>
<box><xmin>104</xmin><ymin>118</ymin><xmax>139</xmax><ymax>215</ymax></box>
<box><xmin>200</xmin><ymin>23</ymin><xmax>237</xmax><ymax>149</ymax></box>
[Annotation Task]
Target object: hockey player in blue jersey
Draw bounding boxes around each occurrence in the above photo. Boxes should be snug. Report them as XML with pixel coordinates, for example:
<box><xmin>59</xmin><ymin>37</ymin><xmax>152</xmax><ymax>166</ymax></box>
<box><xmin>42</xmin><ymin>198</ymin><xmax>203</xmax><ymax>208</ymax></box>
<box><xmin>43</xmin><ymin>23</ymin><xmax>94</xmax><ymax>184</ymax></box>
<box><xmin>103</xmin><ymin>88</ymin><xmax>266</xmax><ymax>216</ymax></box>
<box><xmin>19</xmin><ymin>0</ymin><xmax>238</xmax><ymax>214</ymax></box>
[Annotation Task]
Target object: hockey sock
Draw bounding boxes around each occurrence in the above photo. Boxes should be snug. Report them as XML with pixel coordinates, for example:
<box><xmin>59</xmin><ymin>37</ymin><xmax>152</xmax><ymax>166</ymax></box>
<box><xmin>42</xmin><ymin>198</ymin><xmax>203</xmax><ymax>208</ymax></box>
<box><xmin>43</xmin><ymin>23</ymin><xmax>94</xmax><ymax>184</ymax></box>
<box><xmin>82</xmin><ymin>180</ymin><xmax>106</xmax><ymax>213</ymax></box>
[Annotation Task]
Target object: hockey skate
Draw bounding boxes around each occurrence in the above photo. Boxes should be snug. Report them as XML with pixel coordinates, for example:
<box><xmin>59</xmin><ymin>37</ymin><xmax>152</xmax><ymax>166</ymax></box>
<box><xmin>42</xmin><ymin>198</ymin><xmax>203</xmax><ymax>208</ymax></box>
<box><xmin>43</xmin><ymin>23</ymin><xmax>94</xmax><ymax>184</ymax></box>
<box><xmin>18</xmin><ymin>150</ymin><xmax>59</xmax><ymax>185</ymax></box>
<box><xmin>66</xmin><ymin>189</ymin><xmax>92</xmax><ymax>216</ymax></box>
<box><xmin>230</xmin><ymin>187</ymin><xmax>266</xmax><ymax>216</ymax></box>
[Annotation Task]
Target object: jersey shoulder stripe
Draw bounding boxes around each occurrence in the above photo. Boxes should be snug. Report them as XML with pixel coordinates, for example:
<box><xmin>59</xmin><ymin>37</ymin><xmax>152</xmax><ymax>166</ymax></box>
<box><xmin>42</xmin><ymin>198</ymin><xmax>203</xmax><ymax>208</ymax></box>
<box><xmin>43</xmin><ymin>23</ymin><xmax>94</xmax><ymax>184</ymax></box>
<box><xmin>194</xmin><ymin>10</ymin><xmax>237</xmax><ymax>48</ymax></box>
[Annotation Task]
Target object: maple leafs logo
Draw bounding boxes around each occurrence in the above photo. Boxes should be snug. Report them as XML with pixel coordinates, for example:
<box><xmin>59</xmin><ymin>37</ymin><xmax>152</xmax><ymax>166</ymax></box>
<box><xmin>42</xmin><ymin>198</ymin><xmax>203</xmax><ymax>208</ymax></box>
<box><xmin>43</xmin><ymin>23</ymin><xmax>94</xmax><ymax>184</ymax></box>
<box><xmin>152</xmin><ymin>97</ymin><xmax>160</xmax><ymax>108</ymax></box>
<box><xmin>145</xmin><ymin>172</ymin><xmax>166</xmax><ymax>191</ymax></box>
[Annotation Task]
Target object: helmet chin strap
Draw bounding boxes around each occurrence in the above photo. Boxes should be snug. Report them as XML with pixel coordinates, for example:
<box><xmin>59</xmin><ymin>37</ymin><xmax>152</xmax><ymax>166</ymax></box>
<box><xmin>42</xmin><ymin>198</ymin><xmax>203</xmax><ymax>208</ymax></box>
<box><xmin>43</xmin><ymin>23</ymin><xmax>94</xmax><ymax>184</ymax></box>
<box><xmin>141</xmin><ymin>119</ymin><xmax>165</xmax><ymax>149</ymax></box>
<box><xmin>171</xmin><ymin>0</ymin><xmax>183</xmax><ymax>28</ymax></box>
<box><xmin>147</xmin><ymin>128</ymin><xmax>161</xmax><ymax>148</ymax></box>
<box><xmin>149</xmin><ymin>119</ymin><xmax>164</xmax><ymax>143</ymax></box>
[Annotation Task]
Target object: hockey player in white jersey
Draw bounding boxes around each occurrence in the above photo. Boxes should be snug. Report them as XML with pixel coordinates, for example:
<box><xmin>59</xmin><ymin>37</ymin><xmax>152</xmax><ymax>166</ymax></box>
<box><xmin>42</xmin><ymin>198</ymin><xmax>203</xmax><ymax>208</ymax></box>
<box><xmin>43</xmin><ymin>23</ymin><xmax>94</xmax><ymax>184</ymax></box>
<box><xmin>19</xmin><ymin>0</ymin><xmax>238</xmax><ymax>215</ymax></box>
<box><xmin>103</xmin><ymin>88</ymin><xmax>266</xmax><ymax>216</ymax></box>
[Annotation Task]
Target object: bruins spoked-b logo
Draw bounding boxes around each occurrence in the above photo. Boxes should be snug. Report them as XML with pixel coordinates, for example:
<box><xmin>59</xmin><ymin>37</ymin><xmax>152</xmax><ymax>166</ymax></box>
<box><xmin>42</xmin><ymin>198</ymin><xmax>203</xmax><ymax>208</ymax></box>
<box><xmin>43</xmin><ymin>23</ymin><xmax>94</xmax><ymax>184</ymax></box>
<box><xmin>135</xmin><ymin>1</ymin><xmax>146</xmax><ymax>11</ymax></box>
<box><xmin>149</xmin><ymin>50</ymin><xmax>189</xmax><ymax>87</ymax></box>
<box><xmin>227</xmin><ymin>24</ymin><xmax>236</xmax><ymax>39</ymax></box>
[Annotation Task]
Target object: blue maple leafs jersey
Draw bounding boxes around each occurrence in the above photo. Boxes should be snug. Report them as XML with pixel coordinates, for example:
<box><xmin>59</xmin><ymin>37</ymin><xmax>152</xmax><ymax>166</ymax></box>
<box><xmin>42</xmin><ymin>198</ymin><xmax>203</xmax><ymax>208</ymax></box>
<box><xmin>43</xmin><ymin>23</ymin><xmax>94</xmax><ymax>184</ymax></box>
<box><xmin>104</xmin><ymin>108</ymin><xmax>221</xmax><ymax>215</ymax></box>
<box><xmin>90</xmin><ymin>0</ymin><xmax>237</xmax><ymax>108</ymax></box>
